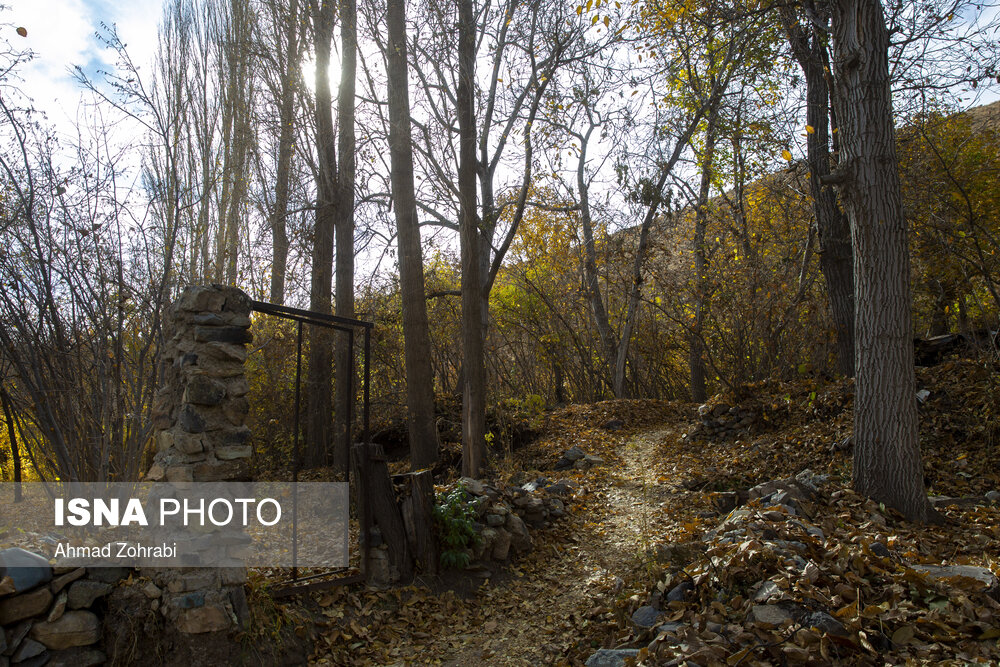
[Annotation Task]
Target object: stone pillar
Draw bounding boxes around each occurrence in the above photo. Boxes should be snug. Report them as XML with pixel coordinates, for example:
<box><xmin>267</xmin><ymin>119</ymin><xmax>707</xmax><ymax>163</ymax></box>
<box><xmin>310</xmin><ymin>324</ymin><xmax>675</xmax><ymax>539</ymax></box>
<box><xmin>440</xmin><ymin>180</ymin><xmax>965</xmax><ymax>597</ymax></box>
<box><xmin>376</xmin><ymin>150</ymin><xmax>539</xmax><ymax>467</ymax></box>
<box><xmin>148</xmin><ymin>285</ymin><xmax>254</xmax><ymax>484</ymax></box>
<box><xmin>145</xmin><ymin>285</ymin><xmax>254</xmax><ymax>634</ymax></box>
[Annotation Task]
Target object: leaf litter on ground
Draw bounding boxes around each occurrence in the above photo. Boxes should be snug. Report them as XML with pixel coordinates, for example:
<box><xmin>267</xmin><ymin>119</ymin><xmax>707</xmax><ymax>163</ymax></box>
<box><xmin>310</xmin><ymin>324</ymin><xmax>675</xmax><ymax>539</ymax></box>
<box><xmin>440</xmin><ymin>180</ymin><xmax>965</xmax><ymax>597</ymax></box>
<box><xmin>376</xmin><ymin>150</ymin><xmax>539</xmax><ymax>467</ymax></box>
<box><xmin>277</xmin><ymin>357</ymin><xmax>999</xmax><ymax>665</ymax></box>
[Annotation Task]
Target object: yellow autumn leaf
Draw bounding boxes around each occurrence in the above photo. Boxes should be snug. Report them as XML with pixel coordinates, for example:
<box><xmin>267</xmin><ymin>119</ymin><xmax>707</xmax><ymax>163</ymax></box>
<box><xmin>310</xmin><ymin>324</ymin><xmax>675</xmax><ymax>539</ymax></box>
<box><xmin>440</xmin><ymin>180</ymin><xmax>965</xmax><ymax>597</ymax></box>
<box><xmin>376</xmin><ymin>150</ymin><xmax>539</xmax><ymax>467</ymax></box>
<box><xmin>781</xmin><ymin>149</ymin><xmax>792</xmax><ymax>161</ymax></box>
<box><xmin>833</xmin><ymin>598</ymin><xmax>858</xmax><ymax>619</ymax></box>
<box><xmin>805</xmin><ymin>125</ymin><xmax>815</xmax><ymax>134</ymax></box>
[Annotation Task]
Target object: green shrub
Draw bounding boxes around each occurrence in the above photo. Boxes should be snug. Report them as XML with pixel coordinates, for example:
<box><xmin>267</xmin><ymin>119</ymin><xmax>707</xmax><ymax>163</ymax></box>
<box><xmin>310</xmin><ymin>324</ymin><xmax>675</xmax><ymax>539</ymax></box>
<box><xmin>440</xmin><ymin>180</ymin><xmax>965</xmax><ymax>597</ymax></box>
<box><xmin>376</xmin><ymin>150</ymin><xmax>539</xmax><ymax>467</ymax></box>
<box><xmin>432</xmin><ymin>484</ymin><xmax>480</xmax><ymax>569</ymax></box>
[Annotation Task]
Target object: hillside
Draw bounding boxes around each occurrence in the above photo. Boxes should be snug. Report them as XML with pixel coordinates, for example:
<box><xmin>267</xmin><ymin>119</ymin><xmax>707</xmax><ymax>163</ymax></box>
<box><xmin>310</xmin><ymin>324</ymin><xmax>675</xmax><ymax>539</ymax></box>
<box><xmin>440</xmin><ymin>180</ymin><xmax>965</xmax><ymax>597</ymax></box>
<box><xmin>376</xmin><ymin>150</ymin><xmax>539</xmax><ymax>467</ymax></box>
<box><xmin>613</xmin><ymin>98</ymin><xmax>1000</xmax><ymax>268</ymax></box>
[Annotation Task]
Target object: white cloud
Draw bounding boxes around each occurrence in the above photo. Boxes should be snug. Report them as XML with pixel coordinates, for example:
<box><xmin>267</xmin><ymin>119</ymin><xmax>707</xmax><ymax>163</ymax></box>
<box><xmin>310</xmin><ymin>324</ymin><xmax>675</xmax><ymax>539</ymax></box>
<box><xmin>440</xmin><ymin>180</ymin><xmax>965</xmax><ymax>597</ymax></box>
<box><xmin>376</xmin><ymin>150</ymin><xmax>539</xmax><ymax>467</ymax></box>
<box><xmin>5</xmin><ymin>0</ymin><xmax>161</xmax><ymax>125</ymax></box>
<box><xmin>97</xmin><ymin>0</ymin><xmax>162</xmax><ymax>75</ymax></box>
<box><xmin>3</xmin><ymin>0</ymin><xmax>162</xmax><ymax>225</ymax></box>
<box><xmin>8</xmin><ymin>0</ymin><xmax>93</xmax><ymax>110</ymax></box>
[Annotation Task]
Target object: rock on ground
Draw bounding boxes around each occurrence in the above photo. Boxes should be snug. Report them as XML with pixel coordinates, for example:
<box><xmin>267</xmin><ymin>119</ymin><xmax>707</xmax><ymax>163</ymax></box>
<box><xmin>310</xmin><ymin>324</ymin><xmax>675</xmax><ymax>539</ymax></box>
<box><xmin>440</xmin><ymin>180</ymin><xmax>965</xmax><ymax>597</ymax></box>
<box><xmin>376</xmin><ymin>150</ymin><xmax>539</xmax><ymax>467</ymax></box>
<box><xmin>585</xmin><ymin>648</ymin><xmax>641</xmax><ymax>667</ymax></box>
<box><xmin>0</xmin><ymin>548</ymin><xmax>53</xmax><ymax>595</ymax></box>
<box><xmin>29</xmin><ymin>610</ymin><xmax>101</xmax><ymax>650</ymax></box>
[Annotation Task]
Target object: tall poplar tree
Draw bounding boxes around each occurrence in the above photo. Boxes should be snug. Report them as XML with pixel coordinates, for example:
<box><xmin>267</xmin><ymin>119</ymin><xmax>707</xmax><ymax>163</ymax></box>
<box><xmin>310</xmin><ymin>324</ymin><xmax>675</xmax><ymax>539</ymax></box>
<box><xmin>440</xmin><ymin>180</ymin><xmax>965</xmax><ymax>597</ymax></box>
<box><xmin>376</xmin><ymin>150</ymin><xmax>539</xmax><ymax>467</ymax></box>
<box><xmin>304</xmin><ymin>0</ymin><xmax>356</xmax><ymax>470</ymax></box>
<box><xmin>458</xmin><ymin>0</ymin><xmax>485</xmax><ymax>477</ymax></box>
<box><xmin>386</xmin><ymin>0</ymin><xmax>439</xmax><ymax>469</ymax></box>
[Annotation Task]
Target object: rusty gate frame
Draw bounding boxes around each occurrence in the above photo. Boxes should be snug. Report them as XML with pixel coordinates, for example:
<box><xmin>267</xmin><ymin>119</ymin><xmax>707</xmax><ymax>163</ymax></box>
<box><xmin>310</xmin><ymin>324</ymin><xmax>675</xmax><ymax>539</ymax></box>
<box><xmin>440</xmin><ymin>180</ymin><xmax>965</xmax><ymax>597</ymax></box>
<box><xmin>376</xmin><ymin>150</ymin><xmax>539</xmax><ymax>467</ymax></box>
<box><xmin>249</xmin><ymin>300</ymin><xmax>373</xmax><ymax>597</ymax></box>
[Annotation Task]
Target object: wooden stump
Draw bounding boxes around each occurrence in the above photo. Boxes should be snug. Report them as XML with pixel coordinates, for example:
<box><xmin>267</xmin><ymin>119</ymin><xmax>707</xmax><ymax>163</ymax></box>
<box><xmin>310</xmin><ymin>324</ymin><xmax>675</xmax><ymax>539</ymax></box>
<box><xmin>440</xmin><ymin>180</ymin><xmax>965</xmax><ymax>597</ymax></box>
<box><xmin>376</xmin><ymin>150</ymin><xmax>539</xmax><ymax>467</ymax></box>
<box><xmin>351</xmin><ymin>444</ymin><xmax>413</xmax><ymax>583</ymax></box>
<box><xmin>396</xmin><ymin>470</ymin><xmax>438</xmax><ymax>575</ymax></box>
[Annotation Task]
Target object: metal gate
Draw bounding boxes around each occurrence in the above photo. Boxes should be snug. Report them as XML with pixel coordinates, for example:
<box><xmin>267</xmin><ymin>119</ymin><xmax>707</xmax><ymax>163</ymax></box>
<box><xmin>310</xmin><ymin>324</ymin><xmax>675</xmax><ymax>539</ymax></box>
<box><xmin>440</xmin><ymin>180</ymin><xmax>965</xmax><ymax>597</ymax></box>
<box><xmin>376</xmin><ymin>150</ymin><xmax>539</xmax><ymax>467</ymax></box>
<box><xmin>249</xmin><ymin>300</ymin><xmax>373</xmax><ymax>597</ymax></box>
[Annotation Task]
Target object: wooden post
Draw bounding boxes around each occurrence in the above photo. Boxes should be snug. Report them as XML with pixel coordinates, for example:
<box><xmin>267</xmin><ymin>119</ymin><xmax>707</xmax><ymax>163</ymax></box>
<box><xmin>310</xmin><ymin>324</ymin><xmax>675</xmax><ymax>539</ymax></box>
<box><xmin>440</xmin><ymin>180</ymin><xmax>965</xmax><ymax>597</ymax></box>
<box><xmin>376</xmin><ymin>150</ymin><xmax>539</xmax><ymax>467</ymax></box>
<box><xmin>397</xmin><ymin>470</ymin><xmax>438</xmax><ymax>575</ymax></box>
<box><xmin>350</xmin><ymin>443</ymin><xmax>368</xmax><ymax>579</ymax></box>
<box><xmin>352</xmin><ymin>443</ymin><xmax>413</xmax><ymax>583</ymax></box>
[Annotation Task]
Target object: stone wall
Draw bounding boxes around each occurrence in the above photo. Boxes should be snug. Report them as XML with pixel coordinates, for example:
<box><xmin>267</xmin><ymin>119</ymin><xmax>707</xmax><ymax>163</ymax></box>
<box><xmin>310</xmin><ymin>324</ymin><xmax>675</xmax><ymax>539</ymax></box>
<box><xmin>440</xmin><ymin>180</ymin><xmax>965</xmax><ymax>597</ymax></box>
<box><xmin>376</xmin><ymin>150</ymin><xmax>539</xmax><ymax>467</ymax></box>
<box><xmin>2</xmin><ymin>286</ymin><xmax>259</xmax><ymax>666</ymax></box>
<box><xmin>0</xmin><ymin>548</ymin><xmax>252</xmax><ymax>666</ymax></box>
<box><xmin>683</xmin><ymin>401</ymin><xmax>761</xmax><ymax>442</ymax></box>
<box><xmin>1</xmin><ymin>548</ymin><xmax>109</xmax><ymax>666</ymax></box>
<box><xmin>370</xmin><ymin>476</ymin><xmax>571</xmax><ymax>584</ymax></box>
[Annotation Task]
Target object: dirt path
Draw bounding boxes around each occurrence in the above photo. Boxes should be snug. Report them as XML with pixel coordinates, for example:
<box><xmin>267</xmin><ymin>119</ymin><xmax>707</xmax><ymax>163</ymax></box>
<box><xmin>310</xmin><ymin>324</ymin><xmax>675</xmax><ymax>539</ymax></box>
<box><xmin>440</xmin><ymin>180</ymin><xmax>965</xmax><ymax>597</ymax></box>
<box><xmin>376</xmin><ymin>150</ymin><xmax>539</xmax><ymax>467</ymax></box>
<box><xmin>311</xmin><ymin>384</ymin><xmax>1000</xmax><ymax>666</ymax></box>
<box><xmin>307</xmin><ymin>421</ymin><xmax>692</xmax><ymax>666</ymax></box>
<box><xmin>430</xmin><ymin>427</ymin><xmax>680</xmax><ymax>666</ymax></box>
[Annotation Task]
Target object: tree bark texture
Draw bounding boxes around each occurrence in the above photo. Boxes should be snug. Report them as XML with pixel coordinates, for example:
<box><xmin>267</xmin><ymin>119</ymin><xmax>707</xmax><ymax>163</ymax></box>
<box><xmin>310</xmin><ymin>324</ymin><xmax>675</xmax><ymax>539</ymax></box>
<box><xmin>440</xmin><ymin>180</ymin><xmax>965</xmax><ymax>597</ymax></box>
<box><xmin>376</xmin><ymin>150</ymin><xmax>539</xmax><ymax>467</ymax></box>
<box><xmin>829</xmin><ymin>0</ymin><xmax>930</xmax><ymax>522</ymax></box>
<box><xmin>333</xmin><ymin>0</ymin><xmax>358</xmax><ymax>475</ymax></box>
<box><xmin>386</xmin><ymin>0</ymin><xmax>439</xmax><ymax>469</ymax></box>
<box><xmin>269</xmin><ymin>0</ymin><xmax>299</xmax><ymax>305</ymax></box>
<box><xmin>398</xmin><ymin>470</ymin><xmax>438</xmax><ymax>574</ymax></box>
<box><xmin>305</xmin><ymin>0</ymin><xmax>338</xmax><ymax>469</ymax></box>
<box><xmin>458</xmin><ymin>0</ymin><xmax>486</xmax><ymax>478</ymax></box>
<box><xmin>351</xmin><ymin>444</ymin><xmax>413</xmax><ymax>583</ymax></box>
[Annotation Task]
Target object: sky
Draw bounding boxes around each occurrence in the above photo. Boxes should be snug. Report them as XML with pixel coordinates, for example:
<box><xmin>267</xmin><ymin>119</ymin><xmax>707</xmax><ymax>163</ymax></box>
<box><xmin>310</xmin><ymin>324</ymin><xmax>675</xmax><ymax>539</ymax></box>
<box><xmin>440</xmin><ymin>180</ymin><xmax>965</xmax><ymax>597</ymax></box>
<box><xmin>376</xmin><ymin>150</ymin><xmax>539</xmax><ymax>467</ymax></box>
<box><xmin>6</xmin><ymin>0</ymin><xmax>160</xmax><ymax>126</ymax></box>
<box><xmin>7</xmin><ymin>0</ymin><xmax>998</xmax><ymax>137</ymax></box>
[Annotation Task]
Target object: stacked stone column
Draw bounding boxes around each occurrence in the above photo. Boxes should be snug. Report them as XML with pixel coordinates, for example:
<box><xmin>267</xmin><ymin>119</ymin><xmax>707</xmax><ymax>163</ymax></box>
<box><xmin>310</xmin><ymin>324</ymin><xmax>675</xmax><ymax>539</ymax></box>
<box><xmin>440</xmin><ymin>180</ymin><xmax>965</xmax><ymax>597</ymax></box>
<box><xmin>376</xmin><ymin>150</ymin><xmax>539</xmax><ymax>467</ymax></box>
<box><xmin>145</xmin><ymin>285</ymin><xmax>254</xmax><ymax>634</ymax></box>
<box><xmin>148</xmin><ymin>285</ymin><xmax>254</xmax><ymax>484</ymax></box>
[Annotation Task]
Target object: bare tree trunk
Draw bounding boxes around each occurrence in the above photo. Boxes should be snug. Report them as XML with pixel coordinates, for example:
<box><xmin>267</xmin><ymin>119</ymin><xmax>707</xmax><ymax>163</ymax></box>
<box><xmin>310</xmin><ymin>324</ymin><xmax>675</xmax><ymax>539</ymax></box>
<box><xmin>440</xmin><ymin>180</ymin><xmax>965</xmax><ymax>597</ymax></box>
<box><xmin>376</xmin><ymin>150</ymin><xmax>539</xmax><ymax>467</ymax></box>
<box><xmin>576</xmin><ymin>127</ymin><xmax>617</xmax><ymax>395</ymax></box>
<box><xmin>458</xmin><ymin>0</ymin><xmax>485</xmax><ymax>478</ymax></box>
<box><xmin>613</xmin><ymin>182</ymin><xmax>677</xmax><ymax>397</ymax></box>
<box><xmin>0</xmin><ymin>387</ymin><xmax>22</xmax><ymax>502</ymax></box>
<box><xmin>553</xmin><ymin>360</ymin><xmax>565</xmax><ymax>404</ymax></box>
<box><xmin>269</xmin><ymin>0</ymin><xmax>299</xmax><ymax>305</ymax></box>
<box><xmin>193</xmin><ymin>49</ymin><xmax>216</xmax><ymax>284</ymax></box>
<box><xmin>333</xmin><ymin>0</ymin><xmax>357</xmax><ymax>474</ymax></box>
<box><xmin>928</xmin><ymin>280</ymin><xmax>951</xmax><ymax>336</ymax></box>
<box><xmin>223</xmin><ymin>122</ymin><xmax>247</xmax><ymax>284</ymax></box>
<box><xmin>780</xmin><ymin>3</ymin><xmax>855</xmax><ymax>377</ymax></box>
<box><xmin>829</xmin><ymin>0</ymin><xmax>932</xmax><ymax>522</ymax></box>
<box><xmin>386</xmin><ymin>0</ymin><xmax>438</xmax><ymax>469</ymax></box>
<box><xmin>215</xmin><ymin>92</ymin><xmax>235</xmax><ymax>283</ymax></box>
<box><xmin>228</xmin><ymin>0</ymin><xmax>254</xmax><ymax>285</ymax></box>
<box><xmin>575</xmin><ymin>84</ymin><xmax>707</xmax><ymax>398</ymax></box>
<box><xmin>611</xmin><ymin>219</ymin><xmax>651</xmax><ymax>398</ymax></box>
<box><xmin>690</xmin><ymin>100</ymin><xmax>720</xmax><ymax>403</ymax></box>
<box><xmin>305</xmin><ymin>0</ymin><xmax>338</xmax><ymax>469</ymax></box>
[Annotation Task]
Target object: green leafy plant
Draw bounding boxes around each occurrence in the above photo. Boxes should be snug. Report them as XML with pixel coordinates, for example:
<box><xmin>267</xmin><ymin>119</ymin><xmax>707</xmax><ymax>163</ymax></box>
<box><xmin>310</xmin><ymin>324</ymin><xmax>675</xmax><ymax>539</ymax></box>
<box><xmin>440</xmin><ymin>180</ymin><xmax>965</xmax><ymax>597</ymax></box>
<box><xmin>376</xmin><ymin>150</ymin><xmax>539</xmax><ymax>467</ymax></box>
<box><xmin>432</xmin><ymin>484</ymin><xmax>480</xmax><ymax>569</ymax></box>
